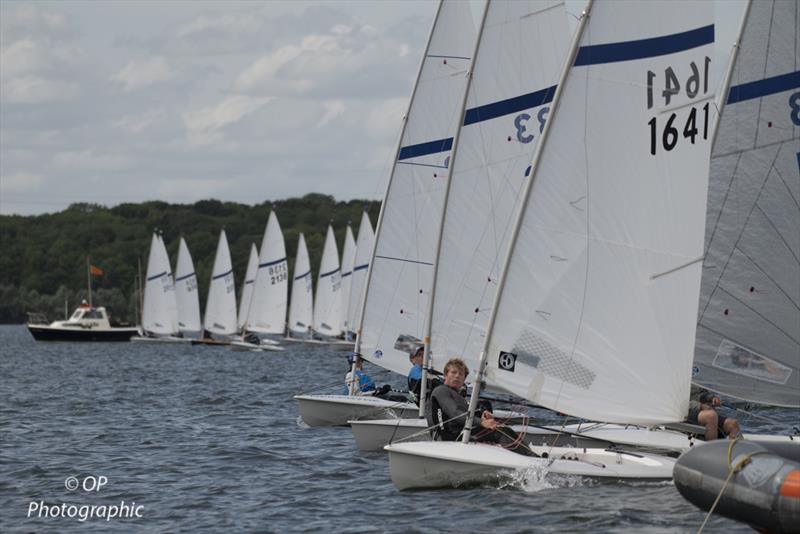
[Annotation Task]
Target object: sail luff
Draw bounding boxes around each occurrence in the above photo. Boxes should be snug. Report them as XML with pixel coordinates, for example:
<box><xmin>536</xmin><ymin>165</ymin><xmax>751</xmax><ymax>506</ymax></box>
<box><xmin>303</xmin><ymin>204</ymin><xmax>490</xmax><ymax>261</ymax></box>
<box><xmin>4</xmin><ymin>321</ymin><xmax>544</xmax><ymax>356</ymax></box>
<box><xmin>419</xmin><ymin>0</ymin><xmax>491</xmax><ymax>415</ymax></box>
<box><xmin>352</xmin><ymin>0</ymin><xmax>447</xmax><ymax>359</ymax></box>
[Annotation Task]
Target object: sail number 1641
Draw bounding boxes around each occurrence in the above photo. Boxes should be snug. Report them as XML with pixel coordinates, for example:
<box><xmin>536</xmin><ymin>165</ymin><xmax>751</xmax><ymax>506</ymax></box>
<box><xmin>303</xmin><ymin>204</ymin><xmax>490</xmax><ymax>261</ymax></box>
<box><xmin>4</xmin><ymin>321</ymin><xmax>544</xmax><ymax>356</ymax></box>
<box><xmin>646</xmin><ymin>56</ymin><xmax>711</xmax><ymax>156</ymax></box>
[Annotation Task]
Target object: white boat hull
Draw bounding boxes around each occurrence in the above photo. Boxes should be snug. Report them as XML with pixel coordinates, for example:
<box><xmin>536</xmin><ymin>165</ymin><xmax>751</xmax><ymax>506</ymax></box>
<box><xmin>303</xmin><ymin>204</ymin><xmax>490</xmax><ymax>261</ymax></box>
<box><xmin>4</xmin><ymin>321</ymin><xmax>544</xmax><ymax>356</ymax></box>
<box><xmin>294</xmin><ymin>394</ymin><xmax>417</xmax><ymax>427</ymax></box>
<box><xmin>130</xmin><ymin>335</ymin><xmax>191</xmax><ymax>344</ymax></box>
<box><xmin>385</xmin><ymin>441</ymin><xmax>676</xmax><ymax>490</ymax></box>
<box><xmin>351</xmin><ymin>409</ymin><xmax>530</xmax><ymax>451</ymax></box>
<box><xmin>229</xmin><ymin>340</ymin><xmax>285</xmax><ymax>352</ymax></box>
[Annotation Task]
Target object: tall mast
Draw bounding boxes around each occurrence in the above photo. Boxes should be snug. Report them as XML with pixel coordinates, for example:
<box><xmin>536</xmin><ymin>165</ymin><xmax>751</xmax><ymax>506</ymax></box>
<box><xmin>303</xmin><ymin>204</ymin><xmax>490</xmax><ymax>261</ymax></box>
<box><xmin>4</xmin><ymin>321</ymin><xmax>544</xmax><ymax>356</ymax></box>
<box><xmin>462</xmin><ymin>0</ymin><xmax>595</xmax><ymax>443</ymax></box>
<box><xmin>86</xmin><ymin>256</ymin><xmax>92</xmax><ymax>308</ymax></box>
<box><xmin>349</xmin><ymin>0</ymin><xmax>445</xmax><ymax>395</ymax></box>
<box><xmin>419</xmin><ymin>0</ymin><xmax>490</xmax><ymax>416</ymax></box>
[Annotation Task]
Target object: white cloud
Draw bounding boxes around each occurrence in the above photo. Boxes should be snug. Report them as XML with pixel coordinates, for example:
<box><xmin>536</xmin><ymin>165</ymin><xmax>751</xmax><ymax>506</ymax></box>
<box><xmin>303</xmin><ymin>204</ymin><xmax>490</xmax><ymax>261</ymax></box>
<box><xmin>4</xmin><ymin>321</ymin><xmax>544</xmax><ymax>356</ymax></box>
<box><xmin>157</xmin><ymin>178</ymin><xmax>226</xmax><ymax>200</ymax></box>
<box><xmin>314</xmin><ymin>100</ymin><xmax>346</xmax><ymax>130</ymax></box>
<box><xmin>365</xmin><ymin>97</ymin><xmax>407</xmax><ymax>139</ymax></box>
<box><xmin>111</xmin><ymin>56</ymin><xmax>174</xmax><ymax>91</ymax></box>
<box><xmin>0</xmin><ymin>171</ymin><xmax>45</xmax><ymax>193</ymax></box>
<box><xmin>1</xmin><ymin>75</ymin><xmax>79</xmax><ymax>104</ymax></box>
<box><xmin>52</xmin><ymin>150</ymin><xmax>131</xmax><ymax>171</ymax></box>
<box><xmin>113</xmin><ymin>109</ymin><xmax>165</xmax><ymax>134</ymax></box>
<box><xmin>183</xmin><ymin>95</ymin><xmax>271</xmax><ymax>145</ymax></box>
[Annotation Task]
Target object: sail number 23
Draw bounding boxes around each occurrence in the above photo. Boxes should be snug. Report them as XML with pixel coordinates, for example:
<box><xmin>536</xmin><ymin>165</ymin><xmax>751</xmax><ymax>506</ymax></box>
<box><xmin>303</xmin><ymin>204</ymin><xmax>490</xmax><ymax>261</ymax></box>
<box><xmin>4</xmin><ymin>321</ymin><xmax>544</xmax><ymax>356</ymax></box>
<box><xmin>646</xmin><ymin>56</ymin><xmax>710</xmax><ymax>156</ymax></box>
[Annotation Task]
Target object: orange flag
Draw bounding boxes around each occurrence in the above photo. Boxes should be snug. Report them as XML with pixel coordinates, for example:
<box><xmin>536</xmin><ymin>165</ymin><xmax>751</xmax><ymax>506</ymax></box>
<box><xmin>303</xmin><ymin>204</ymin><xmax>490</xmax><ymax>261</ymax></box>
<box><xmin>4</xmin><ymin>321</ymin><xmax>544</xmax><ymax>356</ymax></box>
<box><xmin>90</xmin><ymin>264</ymin><xmax>104</xmax><ymax>276</ymax></box>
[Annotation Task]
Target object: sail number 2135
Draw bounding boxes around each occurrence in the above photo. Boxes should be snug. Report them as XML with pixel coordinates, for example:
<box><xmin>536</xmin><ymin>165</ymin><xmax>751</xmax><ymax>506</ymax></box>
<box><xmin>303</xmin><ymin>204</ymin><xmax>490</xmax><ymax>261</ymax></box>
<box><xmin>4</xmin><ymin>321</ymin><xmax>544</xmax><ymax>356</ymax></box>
<box><xmin>646</xmin><ymin>56</ymin><xmax>710</xmax><ymax>156</ymax></box>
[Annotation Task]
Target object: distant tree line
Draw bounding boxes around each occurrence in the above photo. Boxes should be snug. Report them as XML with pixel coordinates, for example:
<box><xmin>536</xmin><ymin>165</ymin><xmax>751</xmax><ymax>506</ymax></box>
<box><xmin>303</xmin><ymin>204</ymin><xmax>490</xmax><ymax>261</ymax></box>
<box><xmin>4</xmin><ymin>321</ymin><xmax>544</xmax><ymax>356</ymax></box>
<box><xmin>0</xmin><ymin>194</ymin><xmax>380</xmax><ymax>324</ymax></box>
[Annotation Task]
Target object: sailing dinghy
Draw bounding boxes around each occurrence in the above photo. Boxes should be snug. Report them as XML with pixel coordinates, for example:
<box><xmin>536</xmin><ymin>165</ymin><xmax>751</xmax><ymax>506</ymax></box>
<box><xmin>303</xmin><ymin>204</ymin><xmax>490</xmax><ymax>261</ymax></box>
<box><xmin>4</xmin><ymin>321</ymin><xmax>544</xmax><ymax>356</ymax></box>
<box><xmin>194</xmin><ymin>229</ymin><xmax>237</xmax><ymax>346</ymax></box>
<box><xmin>132</xmin><ymin>233</ymin><xmax>183</xmax><ymax>343</ymax></box>
<box><xmin>386</xmin><ymin>0</ymin><xmax>718</xmax><ymax>487</ymax></box>
<box><xmin>285</xmin><ymin>233</ymin><xmax>314</xmax><ymax>341</ymax></box>
<box><xmin>673</xmin><ymin>0</ymin><xmax>800</xmax><ymax>529</ymax></box>
<box><xmin>344</xmin><ymin>211</ymin><xmax>375</xmax><ymax>341</ymax></box>
<box><xmin>230</xmin><ymin>211</ymin><xmax>287</xmax><ymax>352</ymax></box>
<box><xmin>174</xmin><ymin>237</ymin><xmax>202</xmax><ymax>339</ymax></box>
<box><xmin>295</xmin><ymin>0</ymin><xmax>480</xmax><ymax>426</ymax></box>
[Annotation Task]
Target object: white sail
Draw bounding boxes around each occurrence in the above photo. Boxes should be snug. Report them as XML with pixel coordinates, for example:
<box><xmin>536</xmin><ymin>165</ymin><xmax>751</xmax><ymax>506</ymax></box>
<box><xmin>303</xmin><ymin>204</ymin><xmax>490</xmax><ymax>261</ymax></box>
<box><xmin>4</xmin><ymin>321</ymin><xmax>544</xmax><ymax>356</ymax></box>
<box><xmin>693</xmin><ymin>0</ymin><xmax>800</xmax><ymax>407</ymax></box>
<box><xmin>346</xmin><ymin>211</ymin><xmax>375</xmax><ymax>336</ymax></box>
<box><xmin>175</xmin><ymin>237</ymin><xmax>201</xmax><ymax>335</ymax></box>
<box><xmin>237</xmin><ymin>243</ymin><xmax>259</xmax><ymax>330</ymax></box>
<box><xmin>313</xmin><ymin>225</ymin><xmax>343</xmax><ymax>337</ymax></box>
<box><xmin>142</xmin><ymin>233</ymin><xmax>179</xmax><ymax>336</ymax></box>
<box><xmin>204</xmin><ymin>229</ymin><xmax>237</xmax><ymax>336</ymax></box>
<box><xmin>359</xmin><ymin>0</ymin><xmax>480</xmax><ymax>376</ymax></box>
<box><xmin>429</xmin><ymin>0</ymin><xmax>572</xmax><ymax>375</ymax></box>
<box><xmin>288</xmin><ymin>233</ymin><xmax>313</xmax><ymax>336</ymax></box>
<box><xmin>246</xmin><ymin>211</ymin><xmax>288</xmax><ymax>335</ymax></box>
<box><xmin>339</xmin><ymin>225</ymin><xmax>357</xmax><ymax>334</ymax></box>
<box><xmin>483</xmin><ymin>1</ymin><xmax>717</xmax><ymax>425</ymax></box>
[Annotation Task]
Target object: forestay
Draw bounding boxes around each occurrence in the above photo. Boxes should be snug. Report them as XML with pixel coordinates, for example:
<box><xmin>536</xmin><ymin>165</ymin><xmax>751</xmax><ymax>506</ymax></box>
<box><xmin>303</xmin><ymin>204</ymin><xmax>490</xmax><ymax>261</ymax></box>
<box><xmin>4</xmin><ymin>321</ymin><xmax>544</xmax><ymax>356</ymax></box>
<box><xmin>693</xmin><ymin>0</ymin><xmax>800</xmax><ymax>407</ymax></box>
<box><xmin>204</xmin><ymin>229</ymin><xmax>238</xmax><ymax>336</ymax></box>
<box><xmin>429</xmin><ymin>0</ymin><xmax>571</xmax><ymax>375</ymax></box>
<box><xmin>142</xmin><ymin>233</ymin><xmax>179</xmax><ymax>336</ymax></box>
<box><xmin>175</xmin><ymin>237</ymin><xmax>201</xmax><ymax>335</ymax></box>
<box><xmin>237</xmin><ymin>243</ymin><xmax>259</xmax><ymax>330</ymax></box>
<box><xmin>346</xmin><ymin>211</ymin><xmax>374</xmax><ymax>338</ymax></box>
<box><xmin>339</xmin><ymin>225</ymin><xmax>356</xmax><ymax>334</ymax></box>
<box><xmin>247</xmin><ymin>211</ymin><xmax>288</xmax><ymax>335</ymax></box>
<box><xmin>359</xmin><ymin>0</ymin><xmax>480</xmax><ymax>377</ymax></box>
<box><xmin>313</xmin><ymin>225</ymin><xmax>343</xmax><ymax>338</ymax></box>
<box><xmin>288</xmin><ymin>233</ymin><xmax>313</xmax><ymax>336</ymax></box>
<box><xmin>484</xmin><ymin>1</ymin><xmax>717</xmax><ymax>425</ymax></box>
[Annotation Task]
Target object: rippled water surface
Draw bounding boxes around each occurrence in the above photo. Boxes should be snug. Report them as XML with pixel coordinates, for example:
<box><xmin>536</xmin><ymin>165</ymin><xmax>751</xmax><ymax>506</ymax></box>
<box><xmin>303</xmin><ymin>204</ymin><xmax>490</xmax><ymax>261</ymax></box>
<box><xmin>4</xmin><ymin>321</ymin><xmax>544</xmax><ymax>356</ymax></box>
<box><xmin>1</xmin><ymin>325</ymin><xmax>793</xmax><ymax>532</ymax></box>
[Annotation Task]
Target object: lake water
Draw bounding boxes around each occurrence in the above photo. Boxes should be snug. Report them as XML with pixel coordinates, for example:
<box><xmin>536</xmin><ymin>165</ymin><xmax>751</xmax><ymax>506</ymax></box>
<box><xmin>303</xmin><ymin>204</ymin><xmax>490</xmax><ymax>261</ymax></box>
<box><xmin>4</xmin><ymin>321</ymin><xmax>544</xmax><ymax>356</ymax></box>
<box><xmin>1</xmin><ymin>324</ymin><xmax>793</xmax><ymax>532</ymax></box>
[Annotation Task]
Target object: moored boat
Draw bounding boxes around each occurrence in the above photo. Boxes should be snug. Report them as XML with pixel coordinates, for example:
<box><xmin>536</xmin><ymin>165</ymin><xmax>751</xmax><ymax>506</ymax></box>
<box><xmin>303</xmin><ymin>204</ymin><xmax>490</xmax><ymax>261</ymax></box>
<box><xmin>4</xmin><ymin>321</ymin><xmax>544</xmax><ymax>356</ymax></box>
<box><xmin>27</xmin><ymin>305</ymin><xmax>138</xmax><ymax>342</ymax></box>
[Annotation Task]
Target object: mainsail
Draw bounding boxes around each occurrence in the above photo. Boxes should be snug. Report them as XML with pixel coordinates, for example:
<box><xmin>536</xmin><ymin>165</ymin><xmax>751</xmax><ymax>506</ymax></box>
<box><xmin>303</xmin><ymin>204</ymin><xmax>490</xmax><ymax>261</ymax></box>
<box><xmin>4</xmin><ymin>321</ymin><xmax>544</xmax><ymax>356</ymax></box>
<box><xmin>237</xmin><ymin>243</ymin><xmax>259</xmax><ymax>330</ymax></box>
<box><xmin>288</xmin><ymin>233</ymin><xmax>313</xmax><ymax>337</ymax></box>
<box><xmin>313</xmin><ymin>225</ymin><xmax>343</xmax><ymax>338</ymax></box>
<box><xmin>204</xmin><ymin>229</ymin><xmax>237</xmax><ymax>336</ymax></box>
<box><xmin>175</xmin><ymin>237</ymin><xmax>201</xmax><ymax>335</ymax></box>
<box><xmin>246</xmin><ymin>211</ymin><xmax>288</xmax><ymax>335</ymax></box>
<box><xmin>339</xmin><ymin>224</ymin><xmax>356</xmax><ymax>334</ymax></box>
<box><xmin>346</xmin><ymin>211</ymin><xmax>374</xmax><ymax>338</ymax></box>
<box><xmin>482</xmin><ymin>0</ymin><xmax>717</xmax><ymax>425</ymax></box>
<box><xmin>428</xmin><ymin>0</ymin><xmax>572</xmax><ymax>375</ymax></box>
<box><xmin>693</xmin><ymin>0</ymin><xmax>800</xmax><ymax>407</ymax></box>
<box><xmin>358</xmin><ymin>0</ymin><xmax>481</xmax><ymax>377</ymax></box>
<box><xmin>142</xmin><ymin>233</ymin><xmax>179</xmax><ymax>336</ymax></box>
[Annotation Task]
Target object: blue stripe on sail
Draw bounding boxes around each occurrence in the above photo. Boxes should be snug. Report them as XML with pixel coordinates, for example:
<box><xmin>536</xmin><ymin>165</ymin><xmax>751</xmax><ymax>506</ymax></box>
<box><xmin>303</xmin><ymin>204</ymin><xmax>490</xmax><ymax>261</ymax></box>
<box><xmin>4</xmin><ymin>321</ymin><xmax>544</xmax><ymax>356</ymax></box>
<box><xmin>174</xmin><ymin>272</ymin><xmax>195</xmax><ymax>282</ymax></box>
<box><xmin>353</xmin><ymin>264</ymin><xmax>368</xmax><ymax>272</ymax></box>
<box><xmin>574</xmin><ymin>24</ymin><xmax>714</xmax><ymax>66</ymax></box>
<box><xmin>294</xmin><ymin>270</ymin><xmax>311</xmax><ymax>281</ymax></box>
<box><xmin>341</xmin><ymin>271</ymin><xmax>352</xmax><ymax>278</ymax></box>
<box><xmin>463</xmin><ymin>85</ymin><xmax>557</xmax><ymax>125</ymax></box>
<box><xmin>398</xmin><ymin>138</ymin><xmax>453</xmax><ymax>161</ymax></box>
<box><xmin>259</xmin><ymin>257</ymin><xmax>287</xmax><ymax>269</ymax></box>
<box><xmin>320</xmin><ymin>267</ymin><xmax>340</xmax><ymax>278</ymax></box>
<box><xmin>212</xmin><ymin>269</ymin><xmax>233</xmax><ymax>280</ymax></box>
<box><xmin>147</xmin><ymin>271</ymin><xmax>167</xmax><ymax>282</ymax></box>
<box><xmin>727</xmin><ymin>71</ymin><xmax>800</xmax><ymax>104</ymax></box>
<box><xmin>375</xmin><ymin>255</ymin><xmax>434</xmax><ymax>266</ymax></box>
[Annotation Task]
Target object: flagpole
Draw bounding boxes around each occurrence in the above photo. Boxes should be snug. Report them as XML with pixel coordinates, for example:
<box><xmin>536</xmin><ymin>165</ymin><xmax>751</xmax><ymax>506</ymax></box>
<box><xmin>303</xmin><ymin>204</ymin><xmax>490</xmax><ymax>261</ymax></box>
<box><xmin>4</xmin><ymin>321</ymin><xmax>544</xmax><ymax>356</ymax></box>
<box><xmin>86</xmin><ymin>256</ymin><xmax>93</xmax><ymax>308</ymax></box>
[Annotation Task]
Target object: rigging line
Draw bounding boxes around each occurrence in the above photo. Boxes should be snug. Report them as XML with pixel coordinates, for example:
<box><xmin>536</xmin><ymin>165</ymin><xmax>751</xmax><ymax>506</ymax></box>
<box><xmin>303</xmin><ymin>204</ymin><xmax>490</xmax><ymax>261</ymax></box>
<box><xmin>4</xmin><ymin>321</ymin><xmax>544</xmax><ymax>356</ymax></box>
<box><xmin>712</xmin><ymin>278</ymin><xmax>800</xmax><ymax>345</ymax></box>
<box><xmin>723</xmin><ymin>403</ymin><xmax>799</xmax><ymax>428</ymax></box>
<box><xmin>733</xmin><ymin>243</ymin><xmax>800</xmax><ymax>313</ymax></box>
<box><xmin>699</xmin><ymin>145</ymin><xmax>783</xmax><ymax>323</ymax></box>
<box><xmin>699</xmin><ymin>151</ymin><xmax>744</xmax><ymax>321</ymax></box>
<box><xmin>753</xmin><ymin>202</ymin><xmax>800</xmax><ymax>267</ymax></box>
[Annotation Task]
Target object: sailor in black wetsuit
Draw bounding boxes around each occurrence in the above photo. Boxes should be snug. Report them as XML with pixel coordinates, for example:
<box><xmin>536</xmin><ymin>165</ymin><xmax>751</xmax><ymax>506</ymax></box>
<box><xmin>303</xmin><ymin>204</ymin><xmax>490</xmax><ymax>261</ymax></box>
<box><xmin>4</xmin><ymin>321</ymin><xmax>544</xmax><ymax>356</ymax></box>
<box><xmin>426</xmin><ymin>357</ymin><xmax>535</xmax><ymax>456</ymax></box>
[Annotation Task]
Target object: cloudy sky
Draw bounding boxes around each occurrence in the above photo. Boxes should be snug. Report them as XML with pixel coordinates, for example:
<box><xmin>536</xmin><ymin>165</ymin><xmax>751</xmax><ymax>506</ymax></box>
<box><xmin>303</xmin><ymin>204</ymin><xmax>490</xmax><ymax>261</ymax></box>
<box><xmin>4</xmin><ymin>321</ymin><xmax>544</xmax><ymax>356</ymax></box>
<box><xmin>1</xmin><ymin>0</ymin><xmax>443</xmax><ymax>215</ymax></box>
<box><xmin>1</xmin><ymin>0</ymin><xmax>744</xmax><ymax>216</ymax></box>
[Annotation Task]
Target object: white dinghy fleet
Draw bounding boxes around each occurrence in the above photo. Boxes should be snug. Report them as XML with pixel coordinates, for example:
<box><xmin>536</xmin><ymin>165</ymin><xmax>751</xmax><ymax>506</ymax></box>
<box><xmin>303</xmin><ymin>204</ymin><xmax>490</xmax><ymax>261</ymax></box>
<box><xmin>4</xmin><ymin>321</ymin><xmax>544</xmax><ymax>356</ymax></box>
<box><xmin>294</xmin><ymin>0</ymin><xmax>799</xmax><ymax>502</ymax></box>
